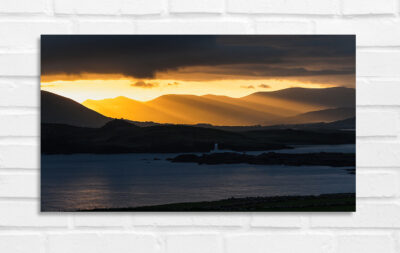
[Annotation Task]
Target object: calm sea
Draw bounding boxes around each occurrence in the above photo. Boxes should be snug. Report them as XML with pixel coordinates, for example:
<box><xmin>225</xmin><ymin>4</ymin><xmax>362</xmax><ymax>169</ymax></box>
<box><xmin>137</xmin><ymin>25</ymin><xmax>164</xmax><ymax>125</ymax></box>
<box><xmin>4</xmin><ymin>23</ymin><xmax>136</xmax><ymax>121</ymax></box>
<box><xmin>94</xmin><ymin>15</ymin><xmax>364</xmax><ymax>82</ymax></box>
<box><xmin>41</xmin><ymin>144</ymin><xmax>355</xmax><ymax>211</ymax></box>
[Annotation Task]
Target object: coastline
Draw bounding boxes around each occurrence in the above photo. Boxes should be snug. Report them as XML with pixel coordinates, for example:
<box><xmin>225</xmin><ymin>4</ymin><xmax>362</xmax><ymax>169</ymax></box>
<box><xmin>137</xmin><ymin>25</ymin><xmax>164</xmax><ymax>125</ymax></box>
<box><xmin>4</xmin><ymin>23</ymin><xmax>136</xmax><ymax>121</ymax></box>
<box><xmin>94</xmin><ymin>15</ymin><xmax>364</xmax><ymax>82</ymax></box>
<box><xmin>78</xmin><ymin>193</ymin><xmax>355</xmax><ymax>212</ymax></box>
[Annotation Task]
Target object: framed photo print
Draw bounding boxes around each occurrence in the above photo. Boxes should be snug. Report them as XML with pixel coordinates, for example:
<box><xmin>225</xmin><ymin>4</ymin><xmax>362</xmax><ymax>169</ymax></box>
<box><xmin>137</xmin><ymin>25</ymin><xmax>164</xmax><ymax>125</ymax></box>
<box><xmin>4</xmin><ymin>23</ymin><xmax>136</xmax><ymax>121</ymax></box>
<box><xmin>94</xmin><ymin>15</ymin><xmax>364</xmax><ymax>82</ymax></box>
<box><xmin>41</xmin><ymin>35</ymin><xmax>355</xmax><ymax>211</ymax></box>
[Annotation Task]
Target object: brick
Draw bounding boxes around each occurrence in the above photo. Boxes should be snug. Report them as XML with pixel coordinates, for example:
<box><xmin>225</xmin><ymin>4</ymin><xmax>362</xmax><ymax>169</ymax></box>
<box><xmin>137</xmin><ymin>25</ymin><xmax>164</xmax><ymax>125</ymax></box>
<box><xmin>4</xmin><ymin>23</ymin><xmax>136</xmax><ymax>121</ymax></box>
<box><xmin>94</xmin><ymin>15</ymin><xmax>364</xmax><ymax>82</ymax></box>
<box><xmin>0</xmin><ymin>173</ymin><xmax>38</xmax><ymax>198</ymax></box>
<box><xmin>48</xmin><ymin>233</ymin><xmax>160</xmax><ymax>253</ymax></box>
<box><xmin>0</xmin><ymin>53</ymin><xmax>38</xmax><ymax>76</ymax></box>
<box><xmin>311</xmin><ymin>203</ymin><xmax>400</xmax><ymax>227</ymax></box>
<box><xmin>227</xmin><ymin>0</ymin><xmax>339</xmax><ymax>15</ymax></box>
<box><xmin>0</xmin><ymin>0</ymin><xmax>400</xmax><ymax>244</ymax></box>
<box><xmin>131</xmin><ymin>213</ymin><xmax>248</xmax><ymax>227</ymax></box>
<box><xmin>132</xmin><ymin>214</ymin><xmax>192</xmax><ymax>226</ymax></box>
<box><xmin>55</xmin><ymin>0</ymin><xmax>163</xmax><ymax>15</ymax></box>
<box><xmin>357</xmin><ymin>143</ymin><xmax>400</xmax><ymax>167</ymax></box>
<box><xmin>0</xmin><ymin>145</ymin><xmax>39</xmax><ymax>169</ymax></box>
<box><xmin>0</xmin><ymin>80</ymin><xmax>39</xmax><ymax>107</ymax></box>
<box><xmin>357</xmin><ymin>79</ymin><xmax>400</xmax><ymax>105</ymax></box>
<box><xmin>251</xmin><ymin>213</ymin><xmax>302</xmax><ymax>227</ymax></box>
<box><xmin>336</xmin><ymin>234</ymin><xmax>396</xmax><ymax>253</ymax></box>
<box><xmin>255</xmin><ymin>20</ymin><xmax>312</xmax><ymax>34</ymax></box>
<box><xmin>191</xmin><ymin>214</ymin><xmax>249</xmax><ymax>227</ymax></box>
<box><xmin>357</xmin><ymin>172</ymin><xmax>398</xmax><ymax>197</ymax></box>
<box><xmin>166</xmin><ymin>234</ymin><xmax>222</xmax><ymax>253</ymax></box>
<box><xmin>226</xmin><ymin>234</ymin><xmax>333</xmax><ymax>253</ymax></box>
<box><xmin>0</xmin><ymin>0</ymin><xmax>46</xmax><ymax>14</ymax></box>
<box><xmin>0</xmin><ymin>21</ymin><xmax>72</xmax><ymax>49</ymax></box>
<box><xmin>54</xmin><ymin>0</ymin><xmax>121</xmax><ymax>15</ymax></box>
<box><xmin>0</xmin><ymin>234</ymin><xmax>45</xmax><ymax>253</ymax></box>
<box><xmin>0</xmin><ymin>201</ymin><xmax>68</xmax><ymax>227</ymax></box>
<box><xmin>357</xmin><ymin>111</ymin><xmax>398</xmax><ymax>137</ymax></box>
<box><xmin>73</xmin><ymin>213</ymin><xmax>130</xmax><ymax>227</ymax></box>
<box><xmin>342</xmin><ymin>0</ymin><xmax>395</xmax><ymax>15</ymax></box>
<box><xmin>121</xmin><ymin>0</ymin><xmax>163</xmax><ymax>15</ymax></box>
<box><xmin>0</xmin><ymin>114</ymin><xmax>39</xmax><ymax>136</ymax></box>
<box><xmin>357</xmin><ymin>51</ymin><xmax>400</xmax><ymax>77</ymax></box>
<box><xmin>49</xmin><ymin>233</ymin><xmax>105</xmax><ymax>253</ymax></box>
<box><xmin>77</xmin><ymin>20</ymin><xmax>134</xmax><ymax>34</ymax></box>
<box><xmin>136</xmin><ymin>20</ymin><xmax>251</xmax><ymax>34</ymax></box>
<box><xmin>169</xmin><ymin>0</ymin><xmax>224</xmax><ymax>13</ymax></box>
<box><xmin>316</xmin><ymin>19</ymin><xmax>400</xmax><ymax>46</ymax></box>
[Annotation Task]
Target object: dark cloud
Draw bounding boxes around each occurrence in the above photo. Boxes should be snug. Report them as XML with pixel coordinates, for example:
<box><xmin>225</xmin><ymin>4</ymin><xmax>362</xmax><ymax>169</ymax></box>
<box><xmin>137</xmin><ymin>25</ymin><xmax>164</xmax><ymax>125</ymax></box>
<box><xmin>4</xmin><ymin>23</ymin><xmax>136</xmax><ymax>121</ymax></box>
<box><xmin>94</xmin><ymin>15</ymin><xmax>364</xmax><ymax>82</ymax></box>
<box><xmin>259</xmin><ymin>84</ymin><xmax>270</xmax><ymax>88</ymax></box>
<box><xmin>130</xmin><ymin>81</ymin><xmax>158</xmax><ymax>88</ymax></box>
<box><xmin>173</xmin><ymin>64</ymin><xmax>354</xmax><ymax>78</ymax></box>
<box><xmin>241</xmin><ymin>85</ymin><xmax>255</xmax><ymax>89</ymax></box>
<box><xmin>41</xmin><ymin>35</ymin><xmax>355</xmax><ymax>81</ymax></box>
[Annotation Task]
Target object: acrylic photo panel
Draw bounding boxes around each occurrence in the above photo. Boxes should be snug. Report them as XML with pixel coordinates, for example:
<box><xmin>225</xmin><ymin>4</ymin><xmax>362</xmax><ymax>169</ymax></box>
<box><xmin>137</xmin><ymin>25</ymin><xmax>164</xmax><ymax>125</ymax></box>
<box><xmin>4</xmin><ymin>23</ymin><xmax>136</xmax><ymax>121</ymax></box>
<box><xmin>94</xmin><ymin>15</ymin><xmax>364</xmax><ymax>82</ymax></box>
<box><xmin>41</xmin><ymin>35</ymin><xmax>355</xmax><ymax>211</ymax></box>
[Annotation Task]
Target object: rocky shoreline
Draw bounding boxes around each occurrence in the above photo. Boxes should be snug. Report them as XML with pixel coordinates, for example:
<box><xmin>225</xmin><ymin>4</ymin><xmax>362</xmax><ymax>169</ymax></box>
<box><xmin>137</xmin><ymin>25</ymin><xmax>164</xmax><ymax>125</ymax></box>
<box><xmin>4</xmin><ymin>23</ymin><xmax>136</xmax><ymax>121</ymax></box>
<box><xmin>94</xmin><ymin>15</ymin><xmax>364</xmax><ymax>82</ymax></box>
<box><xmin>169</xmin><ymin>152</ymin><xmax>355</xmax><ymax>167</ymax></box>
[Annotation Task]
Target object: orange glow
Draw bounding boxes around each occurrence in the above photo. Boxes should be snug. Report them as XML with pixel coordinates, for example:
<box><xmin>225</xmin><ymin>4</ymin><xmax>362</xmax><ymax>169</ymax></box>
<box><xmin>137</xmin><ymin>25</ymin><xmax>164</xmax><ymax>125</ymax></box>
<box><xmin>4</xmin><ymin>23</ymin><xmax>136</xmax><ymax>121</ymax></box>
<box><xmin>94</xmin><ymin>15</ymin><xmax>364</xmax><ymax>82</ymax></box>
<box><xmin>41</xmin><ymin>76</ymin><xmax>337</xmax><ymax>103</ymax></box>
<box><xmin>41</xmin><ymin>72</ymin><xmax>344</xmax><ymax>125</ymax></box>
<box><xmin>81</xmin><ymin>88</ymin><xmax>335</xmax><ymax>126</ymax></box>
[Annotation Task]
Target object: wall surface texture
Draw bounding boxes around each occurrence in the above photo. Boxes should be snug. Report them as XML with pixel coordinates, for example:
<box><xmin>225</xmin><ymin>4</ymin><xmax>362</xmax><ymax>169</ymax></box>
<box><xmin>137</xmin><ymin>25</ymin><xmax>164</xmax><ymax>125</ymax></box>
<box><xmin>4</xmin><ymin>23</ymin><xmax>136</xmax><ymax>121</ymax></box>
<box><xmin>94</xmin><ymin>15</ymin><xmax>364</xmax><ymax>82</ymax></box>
<box><xmin>1</xmin><ymin>0</ymin><xmax>400</xmax><ymax>252</ymax></box>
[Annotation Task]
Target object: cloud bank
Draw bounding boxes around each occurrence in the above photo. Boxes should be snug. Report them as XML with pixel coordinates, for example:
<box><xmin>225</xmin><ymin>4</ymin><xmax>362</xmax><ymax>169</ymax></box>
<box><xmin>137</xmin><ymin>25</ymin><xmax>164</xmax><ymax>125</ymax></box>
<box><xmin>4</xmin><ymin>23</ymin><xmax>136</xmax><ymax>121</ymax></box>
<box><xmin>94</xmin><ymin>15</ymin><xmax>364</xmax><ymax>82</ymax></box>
<box><xmin>41</xmin><ymin>35</ymin><xmax>355</xmax><ymax>86</ymax></box>
<box><xmin>130</xmin><ymin>81</ymin><xmax>158</xmax><ymax>88</ymax></box>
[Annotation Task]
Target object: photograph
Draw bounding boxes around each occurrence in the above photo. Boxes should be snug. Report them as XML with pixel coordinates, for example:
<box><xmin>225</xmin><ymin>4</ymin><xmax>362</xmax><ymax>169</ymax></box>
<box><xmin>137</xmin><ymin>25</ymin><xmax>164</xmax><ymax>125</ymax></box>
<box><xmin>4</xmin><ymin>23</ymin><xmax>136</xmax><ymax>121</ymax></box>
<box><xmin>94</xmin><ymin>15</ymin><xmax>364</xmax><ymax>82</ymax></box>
<box><xmin>41</xmin><ymin>35</ymin><xmax>355</xmax><ymax>211</ymax></box>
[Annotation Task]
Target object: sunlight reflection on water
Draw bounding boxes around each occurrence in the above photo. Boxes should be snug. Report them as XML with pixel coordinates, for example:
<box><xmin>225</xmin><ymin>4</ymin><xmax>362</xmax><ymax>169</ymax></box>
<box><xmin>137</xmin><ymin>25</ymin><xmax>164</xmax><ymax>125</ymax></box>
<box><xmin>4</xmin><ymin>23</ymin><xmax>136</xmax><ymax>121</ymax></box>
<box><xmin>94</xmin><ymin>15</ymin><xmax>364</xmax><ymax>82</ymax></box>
<box><xmin>41</xmin><ymin>144</ymin><xmax>355</xmax><ymax>211</ymax></box>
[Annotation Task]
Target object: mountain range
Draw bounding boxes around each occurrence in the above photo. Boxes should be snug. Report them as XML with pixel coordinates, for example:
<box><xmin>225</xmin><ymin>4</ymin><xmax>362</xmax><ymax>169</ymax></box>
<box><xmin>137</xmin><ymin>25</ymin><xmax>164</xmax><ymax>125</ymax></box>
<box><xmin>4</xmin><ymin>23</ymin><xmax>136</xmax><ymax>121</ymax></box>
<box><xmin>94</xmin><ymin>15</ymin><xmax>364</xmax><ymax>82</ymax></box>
<box><xmin>41</xmin><ymin>87</ymin><xmax>355</xmax><ymax>127</ymax></box>
<box><xmin>81</xmin><ymin>87</ymin><xmax>355</xmax><ymax>126</ymax></box>
<box><xmin>41</xmin><ymin>87</ymin><xmax>355</xmax><ymax>154</ymax></box>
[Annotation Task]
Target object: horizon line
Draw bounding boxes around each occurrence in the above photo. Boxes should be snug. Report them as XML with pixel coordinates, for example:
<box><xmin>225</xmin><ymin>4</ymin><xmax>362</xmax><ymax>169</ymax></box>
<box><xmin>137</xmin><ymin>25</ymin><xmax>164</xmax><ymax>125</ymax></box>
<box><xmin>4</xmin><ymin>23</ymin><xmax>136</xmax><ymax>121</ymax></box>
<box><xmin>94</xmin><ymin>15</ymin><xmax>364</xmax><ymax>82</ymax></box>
<box><xmin>41</xmin><ymin>85</ymin><xmax>352</xmax><ymax>104</ymax></box>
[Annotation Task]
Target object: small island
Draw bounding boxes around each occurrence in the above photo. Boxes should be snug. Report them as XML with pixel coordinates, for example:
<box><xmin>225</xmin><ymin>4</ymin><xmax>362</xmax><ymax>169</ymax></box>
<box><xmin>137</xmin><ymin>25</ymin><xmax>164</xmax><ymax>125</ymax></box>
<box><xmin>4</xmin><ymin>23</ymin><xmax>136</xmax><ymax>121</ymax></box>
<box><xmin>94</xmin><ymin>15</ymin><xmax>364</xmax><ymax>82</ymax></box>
<box><xmin>169</xmin><ymin>152</ymin><xmax>355</xmax><ymax>167</ymax></box>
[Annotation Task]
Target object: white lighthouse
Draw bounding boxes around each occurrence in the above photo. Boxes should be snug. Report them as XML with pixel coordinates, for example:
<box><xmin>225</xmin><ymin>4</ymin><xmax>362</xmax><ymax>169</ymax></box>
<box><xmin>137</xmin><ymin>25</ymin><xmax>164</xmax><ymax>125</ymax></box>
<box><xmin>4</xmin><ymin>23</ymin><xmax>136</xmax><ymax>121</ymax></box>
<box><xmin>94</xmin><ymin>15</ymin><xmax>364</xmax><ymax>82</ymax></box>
<box><xmin>211</xmin><ymin>143</ymin><xmax>220</xmax><ymax>153</ymax></box>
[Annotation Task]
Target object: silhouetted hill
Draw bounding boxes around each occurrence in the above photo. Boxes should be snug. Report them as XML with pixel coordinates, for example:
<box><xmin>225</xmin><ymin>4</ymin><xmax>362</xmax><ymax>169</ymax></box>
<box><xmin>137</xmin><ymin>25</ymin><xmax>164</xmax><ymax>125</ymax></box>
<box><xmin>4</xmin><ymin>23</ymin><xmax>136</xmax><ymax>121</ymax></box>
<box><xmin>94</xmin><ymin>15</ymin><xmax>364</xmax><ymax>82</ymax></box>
<box><xmin>260</xmin><ymin>117</ymin><xmax>356</xmax><ymax>131</ymax></box>
<box><xmin>82</xmin><ymin>87</ymin><xmax>355</xmax><ymax>126</ymax></box>
<box><xmin>324</xmin><ymin>117</ymin><xmax>355</xmax><ymax>129</ymax></box>
<box><xmin>242</xmin><ymin>128</ymin><xmax>354</xmax><ymax>145</ymax></box>
<box><xmin>191</xmin><ymin>117</ymin><xmax>355</xmax><ymax>132</ymax></box>
<box><xmin>101</xmin><ymin>118</ymin><xmax>140</xmax><ymax>130</ymax></box>
<box><xmin>41</xmin><ymin>90</ymin><xmax>111</xmax><ymax>127</ymax></box>
<box><xmin>41</xmin><ymin>119</ymin><xmax>354</xmax><ymax>154</ymax></box>
<box><xmin>279</xmin><ymin>107</ymin><xmax>355</xmax><ymax>124</ymax></box>
<box><xmin>244</xmin><ymin>87</ymin><xmax>355</xmax><ymax>109</ymax></box>
<box><xmin>41</xmin><ymin>119</ymin><xmax>288</xmax><ymax>154</ymax></box>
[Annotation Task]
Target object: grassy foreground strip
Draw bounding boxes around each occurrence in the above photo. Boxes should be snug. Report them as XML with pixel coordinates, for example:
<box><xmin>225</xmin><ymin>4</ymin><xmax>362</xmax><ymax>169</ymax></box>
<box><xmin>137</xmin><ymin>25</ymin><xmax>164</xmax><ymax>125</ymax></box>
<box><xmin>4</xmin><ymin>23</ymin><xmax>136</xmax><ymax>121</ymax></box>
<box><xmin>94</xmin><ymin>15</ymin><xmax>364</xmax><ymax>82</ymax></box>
<box><xmin>83</xmin><ymin>193</ymin><xmax>355</xmax><ymax>212</ymax></box>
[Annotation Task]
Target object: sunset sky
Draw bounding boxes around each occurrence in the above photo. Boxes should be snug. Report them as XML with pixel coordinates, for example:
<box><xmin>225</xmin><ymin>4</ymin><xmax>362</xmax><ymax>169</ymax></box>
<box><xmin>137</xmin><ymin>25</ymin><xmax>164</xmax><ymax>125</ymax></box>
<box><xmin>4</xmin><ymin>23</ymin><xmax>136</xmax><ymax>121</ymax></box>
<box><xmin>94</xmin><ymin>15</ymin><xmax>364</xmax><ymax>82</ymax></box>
<box><xmin>41</xmin><ymin>35</ymin><xmax>355</xmax><ymax>103</ymax></box>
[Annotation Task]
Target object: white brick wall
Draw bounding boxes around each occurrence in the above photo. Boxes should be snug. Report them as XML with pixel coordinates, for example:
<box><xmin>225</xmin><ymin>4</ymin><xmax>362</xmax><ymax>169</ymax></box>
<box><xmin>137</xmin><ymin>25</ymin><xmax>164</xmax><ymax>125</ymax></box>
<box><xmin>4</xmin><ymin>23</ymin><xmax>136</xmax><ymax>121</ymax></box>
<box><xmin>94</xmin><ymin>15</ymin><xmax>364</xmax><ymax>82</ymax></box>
<box><xmin>0</xmin><ymin>1</ymin><xmax>399</xmax><ymax>252</ymax></box>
